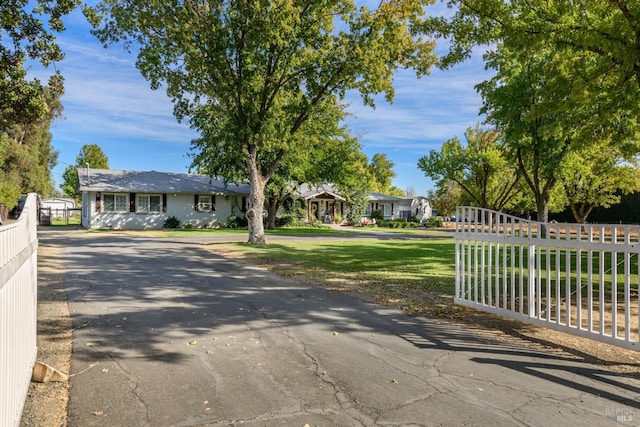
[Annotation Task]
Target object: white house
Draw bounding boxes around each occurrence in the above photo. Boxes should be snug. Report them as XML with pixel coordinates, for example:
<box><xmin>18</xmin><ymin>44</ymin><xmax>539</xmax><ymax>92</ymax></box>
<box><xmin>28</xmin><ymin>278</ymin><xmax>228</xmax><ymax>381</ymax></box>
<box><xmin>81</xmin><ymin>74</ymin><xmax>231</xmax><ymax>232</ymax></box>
<box><xmin>399</xmin><ymin>196</ymin><xmax>433</xmax><ymax>223</ymax></box>
<box><xmin>77</xmin><ymin>168</ymin><xmax>249</xmax><ymax>230</ymax></box>
<box><xmin>292</xmin><ymin>185</ymin><xmax>434</xmax><ymax>224</ymax></box>
<box><xmin>366</xmin><ymin>192</ymin><xmax>405</xmax><ymax>220</ymax></box>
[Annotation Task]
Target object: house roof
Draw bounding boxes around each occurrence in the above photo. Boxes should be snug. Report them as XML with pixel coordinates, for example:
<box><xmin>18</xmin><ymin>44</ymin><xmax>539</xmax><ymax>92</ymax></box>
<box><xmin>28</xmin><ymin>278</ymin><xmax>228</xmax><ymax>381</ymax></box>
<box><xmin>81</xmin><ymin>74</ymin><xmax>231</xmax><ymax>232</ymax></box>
<box><xmin>368</xmin><ymin>192</ymin><xmax>404</xmax><ymax>202</ymax></box>
<box><xmin>76</xmin><ymin>168</ymin><xmax>250</xmax><ymax>195</ymax></box>
<box><xmin>295</xmin><ymin>183</ymin><xmax>346</xmax><ymax>201</ymax></box>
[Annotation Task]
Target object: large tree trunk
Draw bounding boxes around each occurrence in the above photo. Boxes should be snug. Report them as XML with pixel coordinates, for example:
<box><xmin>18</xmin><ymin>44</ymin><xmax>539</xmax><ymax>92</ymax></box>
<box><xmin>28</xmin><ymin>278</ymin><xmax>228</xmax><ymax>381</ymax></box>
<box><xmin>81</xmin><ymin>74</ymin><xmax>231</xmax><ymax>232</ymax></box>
<box><xmin>536</xmin><ymin>196</ymin><xmax>549</xmax><ymax>238</ymax></box>
<box><xmin>265</xmin><ymin>198</ymin><xmax>279</xmax><ymax>230</ymax></box>
<box><xmin>569</xmin><ymin>202</ymin><xmax>594</xmax><ymax>224</ymax></box>
<box><xmin>246</xmin><ymin>153</ymin><xmax>267</xmax><ymax>245</ymax></box>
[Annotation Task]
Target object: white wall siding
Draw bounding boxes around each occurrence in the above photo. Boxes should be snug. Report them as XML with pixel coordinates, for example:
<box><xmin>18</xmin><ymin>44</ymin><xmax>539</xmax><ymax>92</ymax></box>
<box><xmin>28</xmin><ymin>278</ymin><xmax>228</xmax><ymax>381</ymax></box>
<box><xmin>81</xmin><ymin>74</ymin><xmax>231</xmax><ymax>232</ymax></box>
<box><xmin>82</xmin><ymin>192</ymin><xmax>244</xmax><ymax>229</ymax></box>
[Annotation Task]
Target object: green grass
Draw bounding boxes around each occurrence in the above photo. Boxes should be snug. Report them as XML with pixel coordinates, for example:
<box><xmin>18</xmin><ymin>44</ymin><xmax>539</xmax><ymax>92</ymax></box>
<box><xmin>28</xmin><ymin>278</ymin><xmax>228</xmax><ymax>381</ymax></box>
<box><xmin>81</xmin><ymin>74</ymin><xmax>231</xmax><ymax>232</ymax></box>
<box><xmin>159</xmin><ymin>228</ymin><xmax>250</xmax><ymax>237</ymax></box>
<box><xmin>146</xmin><ymin>225</ymin><xmax>358</xmax><ymax>238</ymax></box>
<box><xmin>50</xmin><ymin>215</ymin><xmax>81</xmax><ymax>226</ymax></box>
<box><xmin>210</xmin><ymin>237</ymin><xmax>458</xmax><ymax>316</ymax></box>
<box><xmin>471</xmin><ymin>245</ymin><xmax>639</xmax><ymax>297</ymax></box>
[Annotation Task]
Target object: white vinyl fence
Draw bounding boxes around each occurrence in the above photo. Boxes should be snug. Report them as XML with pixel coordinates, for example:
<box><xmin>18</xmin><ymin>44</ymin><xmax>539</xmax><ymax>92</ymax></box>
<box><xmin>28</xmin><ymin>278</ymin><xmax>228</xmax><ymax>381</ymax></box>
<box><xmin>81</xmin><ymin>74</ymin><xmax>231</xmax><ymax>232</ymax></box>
<box><xmin>455</xmin><ymin>206</ymin><xmax>639</xmax><ymax>351</ymax></box>
<box><xmin>1</xmin><ymin>194</ymin><xmax>39</xmax><ymax>426</ymax></box>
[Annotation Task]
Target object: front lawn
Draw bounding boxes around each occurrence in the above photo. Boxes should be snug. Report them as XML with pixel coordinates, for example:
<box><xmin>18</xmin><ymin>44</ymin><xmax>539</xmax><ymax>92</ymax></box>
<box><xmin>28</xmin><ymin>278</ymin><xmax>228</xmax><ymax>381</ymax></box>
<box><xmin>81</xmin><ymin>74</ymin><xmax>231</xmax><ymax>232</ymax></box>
<box><xmin>208</xmin><ymin>237</ymin><xmax>459</xmax><ymax>316</ymax></box>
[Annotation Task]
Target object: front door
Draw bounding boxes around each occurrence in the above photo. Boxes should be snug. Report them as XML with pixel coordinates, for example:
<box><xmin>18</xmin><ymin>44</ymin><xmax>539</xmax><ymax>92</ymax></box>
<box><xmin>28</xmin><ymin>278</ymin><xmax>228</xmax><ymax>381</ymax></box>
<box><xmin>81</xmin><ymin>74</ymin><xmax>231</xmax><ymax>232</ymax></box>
<box><xmin>311</xmin><ymin>201</ymin><xmax>320</xmax><ymax>220</ymax></box>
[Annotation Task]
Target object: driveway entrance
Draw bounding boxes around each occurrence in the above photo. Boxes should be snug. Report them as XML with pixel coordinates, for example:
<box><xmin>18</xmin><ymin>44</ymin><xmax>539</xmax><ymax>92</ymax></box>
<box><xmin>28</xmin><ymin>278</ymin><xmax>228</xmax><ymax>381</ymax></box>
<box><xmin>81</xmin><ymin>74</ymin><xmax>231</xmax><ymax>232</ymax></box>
<box><xmin>56</xmin><ymin>232</ymin><xmax>639</xmax><ymax>426</ymax></box>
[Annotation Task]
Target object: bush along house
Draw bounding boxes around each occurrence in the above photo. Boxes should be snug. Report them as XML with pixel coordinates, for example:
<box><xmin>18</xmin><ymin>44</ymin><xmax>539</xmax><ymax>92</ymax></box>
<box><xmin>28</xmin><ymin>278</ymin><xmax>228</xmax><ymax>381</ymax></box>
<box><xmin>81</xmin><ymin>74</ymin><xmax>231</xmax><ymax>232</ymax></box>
<box><xmin>76</xmin><ymin>168</ymin><xmax>249</xmax><ymax>230</ymax></box>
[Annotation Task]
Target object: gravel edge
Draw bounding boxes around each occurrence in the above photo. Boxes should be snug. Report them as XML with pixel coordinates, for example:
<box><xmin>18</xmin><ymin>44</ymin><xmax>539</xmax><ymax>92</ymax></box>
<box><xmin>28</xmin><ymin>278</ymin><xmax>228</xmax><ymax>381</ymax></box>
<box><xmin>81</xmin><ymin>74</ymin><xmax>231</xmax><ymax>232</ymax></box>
<box><xmin>20</xmin><ymin>244</ymin><xmax>71</xmax><ymax>427</ymax></box>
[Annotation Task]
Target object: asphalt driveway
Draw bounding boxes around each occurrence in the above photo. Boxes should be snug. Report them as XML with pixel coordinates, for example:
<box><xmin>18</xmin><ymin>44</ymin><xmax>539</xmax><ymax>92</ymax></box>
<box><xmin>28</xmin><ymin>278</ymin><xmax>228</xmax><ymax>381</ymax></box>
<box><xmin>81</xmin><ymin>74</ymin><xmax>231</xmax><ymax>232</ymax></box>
<box><xmin>51</xmin><ymin>231</ymin><xmax>639</xmax><ymax>426</ymax></box>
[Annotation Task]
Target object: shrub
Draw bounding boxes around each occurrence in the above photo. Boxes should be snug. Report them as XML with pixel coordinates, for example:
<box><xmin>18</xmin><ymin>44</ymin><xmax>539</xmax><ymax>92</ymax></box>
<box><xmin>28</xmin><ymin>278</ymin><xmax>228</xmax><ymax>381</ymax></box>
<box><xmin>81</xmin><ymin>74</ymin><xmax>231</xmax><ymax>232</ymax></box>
<box><xmin>183</xmin><ymin>222</ymin><xmax>194</xmax><ymax>229</ymax></box>
<box><xmin>293</xmin><ymin>207</ymin><xmax>308</xmax><ymax>222</ymax></box>
<box><xmin>370</xmin><ymin>209</ymin><xmax>384</xmax><ymax>222</ymax></box>
<box><xmin>227</xmin><ymin>215</ymin><xmax>239</xmax><ymax>228</ymax></box>
<box><xmin>163</xmin><ymin>216</ymin><xmax>180</xmax><ymax>229</ymax></box>
<box><xmin>236</xmin><ymin>215</ymin><xmax>248</xmax><ymax>227</ymax></box>
<box><xmin>424</xmin><ymin>216</ymin><xmax>443</xmax><ymax>228</ymax></box>
<box><xmin>276</xmin><ymin>214</ymin><xmax>297</xmax><ymax>227</ymax></box>
<box><xmin>333</xmin><ymin>213</ymin><xmax>342</xmax><ymax>224</ymax></box>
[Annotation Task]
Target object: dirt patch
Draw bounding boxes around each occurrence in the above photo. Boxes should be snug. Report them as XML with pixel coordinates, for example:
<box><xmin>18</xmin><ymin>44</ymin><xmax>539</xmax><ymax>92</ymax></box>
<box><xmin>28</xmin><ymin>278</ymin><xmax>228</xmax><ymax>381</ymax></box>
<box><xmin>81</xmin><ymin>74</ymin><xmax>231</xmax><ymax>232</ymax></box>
<box><xmin>20</xmin><ymin>244</ymin><xmax>72</xmax><ymax>427</ymax></box>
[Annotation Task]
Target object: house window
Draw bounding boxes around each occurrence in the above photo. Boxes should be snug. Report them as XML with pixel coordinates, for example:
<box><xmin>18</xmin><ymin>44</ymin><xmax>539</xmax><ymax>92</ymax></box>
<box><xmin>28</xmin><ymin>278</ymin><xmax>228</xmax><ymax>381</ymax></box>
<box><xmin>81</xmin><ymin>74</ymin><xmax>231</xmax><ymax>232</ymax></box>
<box><xmin>103</xmin><ymin>194</ymin><xmax>128</xmax><ymax>212</ymax></box>
<box><xmin>197</xmin><ymin>195</ymin><xmax>216</xmax><ymax>212</ymax></box>
<box><xmin>137</xmin><ymin>194</ymin><xmax>162</xmax><ymax>213</ymax></box>
<box><xmin>383</xmin><ymin>204</ymin><xmax>391</xmax><ymax>217</ymax></box>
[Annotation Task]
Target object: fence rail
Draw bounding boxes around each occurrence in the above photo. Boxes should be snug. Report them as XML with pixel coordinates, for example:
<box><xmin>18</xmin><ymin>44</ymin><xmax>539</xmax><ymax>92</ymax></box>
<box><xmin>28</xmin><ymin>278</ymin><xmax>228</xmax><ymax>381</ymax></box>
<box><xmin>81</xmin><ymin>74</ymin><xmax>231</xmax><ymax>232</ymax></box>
<box><xmin>454</xmin><ymin>206</ymin><xmax>639</xmax><ymax>351</ymax></box>
<box><xmin>1</xmin><ymin>193</ymin><xmax>39</xmax><ymax>426</ymax></box>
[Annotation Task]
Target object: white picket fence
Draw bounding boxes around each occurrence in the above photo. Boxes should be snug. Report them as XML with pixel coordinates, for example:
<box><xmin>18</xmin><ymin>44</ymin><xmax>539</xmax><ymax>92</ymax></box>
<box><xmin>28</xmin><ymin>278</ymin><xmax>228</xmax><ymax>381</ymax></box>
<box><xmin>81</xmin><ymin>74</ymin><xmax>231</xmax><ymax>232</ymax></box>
<box><xmin>1</xmin><ymin>194</ymin><xmax>39</xmax><ymax>426</ymax></box>
<box><xmin>454</xmin><ymin>206</ymin><xmax>639</xmax><ymax>351</ymax></box>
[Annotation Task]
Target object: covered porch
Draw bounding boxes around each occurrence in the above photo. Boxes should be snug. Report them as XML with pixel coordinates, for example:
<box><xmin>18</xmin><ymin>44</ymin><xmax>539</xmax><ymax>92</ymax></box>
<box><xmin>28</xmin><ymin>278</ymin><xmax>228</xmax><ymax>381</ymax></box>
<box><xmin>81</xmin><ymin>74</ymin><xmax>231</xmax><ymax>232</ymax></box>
<box><xmin>296</xmin><ymin>183</ymin><xmax>347</xmax><ymax>224</ymax></box>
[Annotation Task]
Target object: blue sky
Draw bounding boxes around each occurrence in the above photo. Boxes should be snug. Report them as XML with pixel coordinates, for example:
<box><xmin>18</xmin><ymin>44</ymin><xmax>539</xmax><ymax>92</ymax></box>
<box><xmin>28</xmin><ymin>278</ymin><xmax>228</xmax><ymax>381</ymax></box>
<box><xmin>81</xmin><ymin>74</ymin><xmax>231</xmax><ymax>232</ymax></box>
<box><xmin>43</xmin><ymin>2</ymin><xmax>492</xmax><ymax>196</ymax></box>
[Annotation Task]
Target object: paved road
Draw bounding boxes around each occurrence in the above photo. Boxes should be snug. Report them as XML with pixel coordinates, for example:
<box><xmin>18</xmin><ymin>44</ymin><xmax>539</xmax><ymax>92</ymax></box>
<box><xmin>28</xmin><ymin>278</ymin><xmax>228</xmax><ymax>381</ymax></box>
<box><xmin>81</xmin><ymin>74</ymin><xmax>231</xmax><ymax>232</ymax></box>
<box><xmin>45</xmin><ymin>230</ymin><xmax>639</xmax><ymax>426</ymax></box>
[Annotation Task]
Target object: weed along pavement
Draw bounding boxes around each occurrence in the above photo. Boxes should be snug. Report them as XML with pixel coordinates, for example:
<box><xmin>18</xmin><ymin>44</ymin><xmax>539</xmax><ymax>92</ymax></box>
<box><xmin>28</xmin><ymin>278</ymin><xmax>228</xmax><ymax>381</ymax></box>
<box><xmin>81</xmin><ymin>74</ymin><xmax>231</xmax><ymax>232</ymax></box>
<box><xmin>48</xmin><ymin>230</ymin><xmax>638</xmax><ymax>426</ymax></box>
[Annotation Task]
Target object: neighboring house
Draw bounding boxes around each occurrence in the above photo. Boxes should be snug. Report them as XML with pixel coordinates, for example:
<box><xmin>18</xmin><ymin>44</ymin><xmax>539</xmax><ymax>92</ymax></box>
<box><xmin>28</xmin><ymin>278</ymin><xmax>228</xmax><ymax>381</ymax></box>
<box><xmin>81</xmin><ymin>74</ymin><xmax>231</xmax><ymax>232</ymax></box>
<box><xmin>399</xmin><ymin>196</ymin><xmax>433</xmax><ymax>223</ymax></box>
<box><xmin>366</xmin><ymin>192</ymin><xmax>405</xmax><ymax>220</ymax></box>
<box><xmin>294</xmin><ymin>183</ymin><xmax>347</xmax><ymax>223</ymax></box>
<box><xmin>76</xmin><ymin>168</ymin><xmax>249</xmax><ymax>230</ymax></box>
<box><xmin>293</xmin><ymin>185</ymin><xmax>434</xmax><ymax>224</ymax></box>
<box><xmin>41</xmin><ymin>197</ymin><xmax>76</xmax><ymax>218</ymax></box>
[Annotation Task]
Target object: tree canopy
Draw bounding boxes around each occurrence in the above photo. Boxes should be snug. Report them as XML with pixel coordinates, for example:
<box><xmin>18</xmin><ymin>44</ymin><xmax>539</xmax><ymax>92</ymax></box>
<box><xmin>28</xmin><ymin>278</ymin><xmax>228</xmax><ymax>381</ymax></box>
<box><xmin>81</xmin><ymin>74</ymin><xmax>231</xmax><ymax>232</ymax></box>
<box><xmin>418</xmin><ymin>124</ymin><xmax>519</xmax><ymax>212</ymax></box>
<box><xmin>559</xmin><ymin>147</ymin><xmax>640</xmax><ymax>223</ymax></box>
<box><xmin>0</xmin><ymin>0</ymin><xmax>77</xmax><ymax>212</ymax></box>
<box><xmin>1</xmin><ymin>0</ymin><xmax>76</xmax><ymax>130</ymax></box>
<box><xmin>0</xmin><ymin>88</ymin><xmax>61</xmax><ymax>209</ymax></box>
<box><xmin>368</xmin><ymin>153</ymin><xmax>397</xmax><ymax>194</ymax></box>
<box><xmin>62</xmin><ymin>144</ymin><xmax>110</xmax><ymax>200</ymax></box>
<box><xmin>420</xmin><ymin>1</ymin><xmax>640</xmax><ymax>225</ymax></box>
<box><xmin>89</xmin><ymin>0</ymin><xmax>438</xmax><ymax>243</ymax></box>
<box><xmin>425</xmin><ymin>0</ymin><xmax>640</xmax><ymax>146</ymax></box>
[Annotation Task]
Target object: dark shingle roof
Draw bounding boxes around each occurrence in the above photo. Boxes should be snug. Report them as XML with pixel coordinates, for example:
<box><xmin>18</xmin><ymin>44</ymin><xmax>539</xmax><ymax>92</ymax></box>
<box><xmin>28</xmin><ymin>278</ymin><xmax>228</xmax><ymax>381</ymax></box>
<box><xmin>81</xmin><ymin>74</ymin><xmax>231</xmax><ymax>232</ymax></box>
<box><xmin>76</xmin><ymin>168</ymin><xmax>249</xmax><ymax>195</ymax></box>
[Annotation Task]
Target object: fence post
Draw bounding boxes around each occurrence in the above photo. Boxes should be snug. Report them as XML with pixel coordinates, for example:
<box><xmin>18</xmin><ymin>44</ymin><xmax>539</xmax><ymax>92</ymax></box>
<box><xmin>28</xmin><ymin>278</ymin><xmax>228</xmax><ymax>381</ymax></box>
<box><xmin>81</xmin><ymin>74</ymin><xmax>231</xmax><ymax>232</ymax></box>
<box><xmin>528</xmin><ymin>244</ymin><xmax>536</xmax><ymax>318</ymax></box>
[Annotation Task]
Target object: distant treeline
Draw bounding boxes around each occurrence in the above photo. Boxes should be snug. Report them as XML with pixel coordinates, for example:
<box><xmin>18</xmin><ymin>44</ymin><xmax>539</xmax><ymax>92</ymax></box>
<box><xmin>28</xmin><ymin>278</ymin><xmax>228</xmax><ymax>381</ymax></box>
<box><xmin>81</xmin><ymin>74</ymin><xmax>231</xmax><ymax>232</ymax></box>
<box><xmin>549</xmin><ymin>193</ymin><xmax>640</xmax><ymax>224</ymax></box>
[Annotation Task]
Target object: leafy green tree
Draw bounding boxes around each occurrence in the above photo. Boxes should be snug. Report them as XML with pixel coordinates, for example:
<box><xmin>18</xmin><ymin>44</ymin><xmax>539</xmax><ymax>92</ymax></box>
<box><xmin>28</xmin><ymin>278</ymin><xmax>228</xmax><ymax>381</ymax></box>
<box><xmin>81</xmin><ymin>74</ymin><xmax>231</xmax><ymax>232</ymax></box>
<box><xmin>0</xmin><ymin>1</ymin><xmax>76</xmax><ymax>212</ymax></box>
<box><xmin>61</xmin><ymin>144</ymin><xmax>110</xmax><ymax>200</ymax></box>
<box><xmin>560</xmin><ymin>148</ymin><xmax>640</xmax><ymax>223</ymax></box>
<box><xmin>425</xmin><ymin>3</ymin><xmax>640</xmax><ymax>226</ymax></box>
<box><xmin>475</xmin><ymin>43</ymin><xmax>629</xmax><ymax>225</ymax></box>
<box><xmin>427</xmin><ymin>181</ymin><xmax>461</xmax><ymax>217</ymax></box>
<box><xmin>261</xmin><ymin>100</ymin><xmax>364</xmax><ymax>229</ymax></box>
<box><xmin>418</xmin><ymin>124</ymin><xmax>519</xmax><ymax>212</ymax></box>
<box><xmin>342</xmin><ymin>185</ymin><xmax>370</xmax><ymax>226</ymax></box>
<box><xmin>1</xmin><ymin>0</ymin><xmax>77</xmax><ymax>131</ymax></box>
<box><xmin>423</xmin><ymin>0</ymin><xmax>640</xmax><ymax>150</ymax></box>
<box><xmin>368</xmin><ymin>153</ymin><xmax>397</xmax><ymax>194</ymax></box>
<box><xmin>0</xmin><ymin>88</ymin><xmax>61</xmax><ymax>208</ymax></box>
<box><xmin>88</xmin><ymin>0</ymin><xmax>438</xmax><ymax>244</ymax></box>
<box><xmin>387</xmin><ymin>186</ymin><xmax>406</xmax><ymax>197</ymax></box>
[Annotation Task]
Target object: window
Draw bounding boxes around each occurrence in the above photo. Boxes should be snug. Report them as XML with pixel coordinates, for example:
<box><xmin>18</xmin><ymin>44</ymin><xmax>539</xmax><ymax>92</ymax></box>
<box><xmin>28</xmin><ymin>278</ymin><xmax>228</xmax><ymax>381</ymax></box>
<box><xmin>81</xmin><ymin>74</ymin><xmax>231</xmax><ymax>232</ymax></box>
<box><xmin>137</xmin><ymin>194</ymin><xmax>162</xmax><ymax>213</ymax></box>
<box><xmin>196</xmin><ymin>195</ymin><xmax>216</xmax><ymax>212</ymax></box>
<box><xmin>103</xmin><ymin>194</ymin><xmax>128</xmax><ymax>212</ymax></box>
<box><xmin>383</xmin><ymin>203</ymin><xmax>391</xmax><ymax>217</ymax></box>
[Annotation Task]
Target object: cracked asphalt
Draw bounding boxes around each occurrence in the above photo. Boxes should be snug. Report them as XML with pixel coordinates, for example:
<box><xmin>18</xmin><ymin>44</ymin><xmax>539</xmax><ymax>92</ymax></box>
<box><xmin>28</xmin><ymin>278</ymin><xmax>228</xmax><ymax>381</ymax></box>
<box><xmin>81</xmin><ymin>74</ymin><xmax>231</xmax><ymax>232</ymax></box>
<box><xmin>54</xmin><ymin>231</ymin><xmax>640</xmax><ymax>426</ymax></box>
